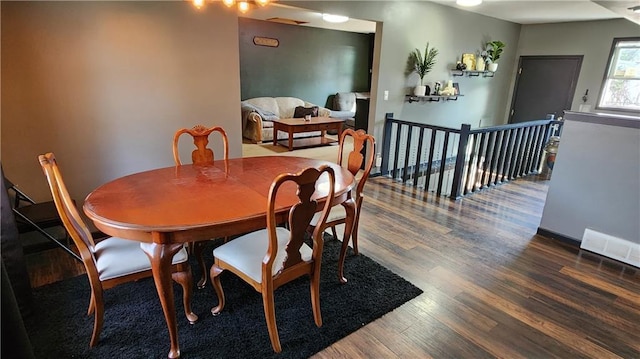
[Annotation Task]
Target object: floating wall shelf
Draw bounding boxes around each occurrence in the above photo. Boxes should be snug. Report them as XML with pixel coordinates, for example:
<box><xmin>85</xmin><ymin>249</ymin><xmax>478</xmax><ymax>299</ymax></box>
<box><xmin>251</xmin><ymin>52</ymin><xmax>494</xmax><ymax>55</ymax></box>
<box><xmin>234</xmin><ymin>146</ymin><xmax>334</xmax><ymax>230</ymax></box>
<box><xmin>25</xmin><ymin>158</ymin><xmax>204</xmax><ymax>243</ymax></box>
<box><xmin>451</xmin><ymin>70</ymin><xmax>495</xmax><ymax>78</ymax></box>
<box><xmin>405</xmin><ymin>95</ymin><xmax>462</xmax><ymax>103</ymax></box>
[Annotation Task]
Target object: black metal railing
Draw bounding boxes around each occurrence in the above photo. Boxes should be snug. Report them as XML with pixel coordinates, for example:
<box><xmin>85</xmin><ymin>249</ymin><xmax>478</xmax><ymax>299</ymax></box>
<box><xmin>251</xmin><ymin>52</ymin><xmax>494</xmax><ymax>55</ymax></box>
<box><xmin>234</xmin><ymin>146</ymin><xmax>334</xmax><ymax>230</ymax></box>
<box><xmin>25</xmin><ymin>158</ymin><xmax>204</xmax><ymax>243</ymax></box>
<box><xmin>380</xmin><ymin>113</ymin><xmax>563</xmax><ymax>200</ymax></box>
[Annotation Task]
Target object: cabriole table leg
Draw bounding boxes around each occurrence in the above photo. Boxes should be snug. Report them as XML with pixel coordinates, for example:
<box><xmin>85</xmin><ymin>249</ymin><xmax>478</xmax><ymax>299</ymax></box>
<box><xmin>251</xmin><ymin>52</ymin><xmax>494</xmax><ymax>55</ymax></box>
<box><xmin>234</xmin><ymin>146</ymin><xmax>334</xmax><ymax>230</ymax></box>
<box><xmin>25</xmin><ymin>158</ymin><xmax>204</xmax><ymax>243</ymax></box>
<box><xmin>141</xmin><ymin>237</ymin><xmax>198</xmax><ymax>359</ymax></box>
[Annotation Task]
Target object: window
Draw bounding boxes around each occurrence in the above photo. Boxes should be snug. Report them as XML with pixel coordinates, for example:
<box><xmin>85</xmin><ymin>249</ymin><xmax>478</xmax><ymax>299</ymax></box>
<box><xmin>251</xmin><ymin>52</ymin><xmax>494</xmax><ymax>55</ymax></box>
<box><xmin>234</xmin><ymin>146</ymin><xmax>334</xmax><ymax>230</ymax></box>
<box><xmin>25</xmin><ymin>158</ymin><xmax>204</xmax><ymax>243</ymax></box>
<box><xmin>597</xmin><ymin>37</ymin><xmax>640</xmax><ymax>113</ymax></box>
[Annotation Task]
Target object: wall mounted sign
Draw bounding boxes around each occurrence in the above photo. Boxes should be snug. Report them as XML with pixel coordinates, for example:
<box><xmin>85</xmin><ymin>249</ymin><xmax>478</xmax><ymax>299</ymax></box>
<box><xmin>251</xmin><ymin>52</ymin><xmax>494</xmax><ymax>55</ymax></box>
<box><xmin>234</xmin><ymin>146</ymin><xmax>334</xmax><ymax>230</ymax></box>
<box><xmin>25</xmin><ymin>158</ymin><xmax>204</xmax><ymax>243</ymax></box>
<box><xmin>253</xmin><ymin>37</ymin><xmax>279</xmax><ymax>47</ymax></box>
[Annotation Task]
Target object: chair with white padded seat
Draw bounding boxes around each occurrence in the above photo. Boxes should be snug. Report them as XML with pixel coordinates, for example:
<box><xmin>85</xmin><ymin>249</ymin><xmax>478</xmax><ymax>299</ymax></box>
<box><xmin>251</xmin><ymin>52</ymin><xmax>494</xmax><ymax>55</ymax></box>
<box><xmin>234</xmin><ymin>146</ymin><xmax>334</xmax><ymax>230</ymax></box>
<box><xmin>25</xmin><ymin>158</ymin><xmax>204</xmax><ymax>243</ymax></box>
<box><xmin>38</xmin><ymin>152</ymin><xmax>196</xmax><ymax>348</ymax></box>
<box><xmin>209</xmin><ymin>165</ymin><xmax>336</xmax><ymax>353</ymax></box>
<box><xmin>310</xmin><ymin>129</ymin><xmax>375</xmax><ymax>261</ymax></box>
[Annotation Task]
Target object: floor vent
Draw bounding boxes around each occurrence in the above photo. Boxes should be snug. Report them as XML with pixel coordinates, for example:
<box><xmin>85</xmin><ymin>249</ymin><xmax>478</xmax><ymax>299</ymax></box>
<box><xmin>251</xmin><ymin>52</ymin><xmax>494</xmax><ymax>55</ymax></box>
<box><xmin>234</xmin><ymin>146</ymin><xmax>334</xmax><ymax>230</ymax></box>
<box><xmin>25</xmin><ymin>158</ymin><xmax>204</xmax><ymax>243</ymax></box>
<box><xmin>581</xmin><ymin>229</ymin><xmax>639</xmax><ymax>268</ymax></box>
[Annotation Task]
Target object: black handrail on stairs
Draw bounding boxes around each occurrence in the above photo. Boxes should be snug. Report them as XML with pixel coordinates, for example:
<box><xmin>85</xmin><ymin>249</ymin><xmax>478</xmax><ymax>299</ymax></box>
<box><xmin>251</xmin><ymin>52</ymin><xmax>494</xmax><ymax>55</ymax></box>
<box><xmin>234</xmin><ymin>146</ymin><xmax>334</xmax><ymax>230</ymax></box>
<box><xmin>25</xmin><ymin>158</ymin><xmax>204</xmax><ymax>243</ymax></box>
<box><xmin>380</xmin><ymin>113</ymin><xmax>563</xmax><ymax>199</ymax></box>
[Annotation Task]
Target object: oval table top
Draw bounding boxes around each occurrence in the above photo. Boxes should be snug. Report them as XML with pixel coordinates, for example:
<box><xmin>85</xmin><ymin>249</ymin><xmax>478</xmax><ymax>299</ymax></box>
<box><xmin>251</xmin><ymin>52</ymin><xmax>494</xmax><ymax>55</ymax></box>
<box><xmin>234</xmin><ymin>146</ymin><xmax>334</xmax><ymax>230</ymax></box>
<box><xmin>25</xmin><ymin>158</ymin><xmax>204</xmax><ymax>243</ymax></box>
<box><xmin>83</xmin><ymin>156</ymin><xmax>354</xmax><ymax>237</ymax></box>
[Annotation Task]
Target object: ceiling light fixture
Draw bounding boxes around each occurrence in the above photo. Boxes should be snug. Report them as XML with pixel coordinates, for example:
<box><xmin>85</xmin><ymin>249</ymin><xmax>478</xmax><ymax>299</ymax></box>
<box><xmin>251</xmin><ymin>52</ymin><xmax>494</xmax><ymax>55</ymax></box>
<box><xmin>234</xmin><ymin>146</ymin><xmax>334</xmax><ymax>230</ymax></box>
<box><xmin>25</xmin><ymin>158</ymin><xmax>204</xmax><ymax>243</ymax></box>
<box><xmin>237</xmin><ymin>1</ymin><xmax>250</xmax><ymax>13</ymax></box>
<box><xmin>192</xmin><ymin>0</ymin><xmax>274</xmax><ymax>13</ymax></box>
<box><xmin>322</xmin><ymin>13</ymin><xmax>350</xmax><ymax>23</ymax></box>
<box><xmin>456</xmin><ymin>0</ymin><xmax>482</xmax><ymax>7</ymax></box>
<box><xmin>629</xmin><ymin>5</ymin><xmax>640</xmax><ymax>13</ymax></box>
<box><xmin>192</xmin><ymin>0</ymin><xmax>206</xmax><ymax>9</ymax></box>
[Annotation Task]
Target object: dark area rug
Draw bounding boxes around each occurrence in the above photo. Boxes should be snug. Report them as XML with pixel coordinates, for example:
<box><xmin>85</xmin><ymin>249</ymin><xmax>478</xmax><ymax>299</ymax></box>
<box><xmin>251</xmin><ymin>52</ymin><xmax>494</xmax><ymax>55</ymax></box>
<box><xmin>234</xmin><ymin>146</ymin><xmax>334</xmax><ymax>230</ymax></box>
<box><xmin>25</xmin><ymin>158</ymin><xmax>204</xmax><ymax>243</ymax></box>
<box><xmin>24</xmin><ymin>238</ymin><xmax>422</xmax><ymax>358</ymax></box>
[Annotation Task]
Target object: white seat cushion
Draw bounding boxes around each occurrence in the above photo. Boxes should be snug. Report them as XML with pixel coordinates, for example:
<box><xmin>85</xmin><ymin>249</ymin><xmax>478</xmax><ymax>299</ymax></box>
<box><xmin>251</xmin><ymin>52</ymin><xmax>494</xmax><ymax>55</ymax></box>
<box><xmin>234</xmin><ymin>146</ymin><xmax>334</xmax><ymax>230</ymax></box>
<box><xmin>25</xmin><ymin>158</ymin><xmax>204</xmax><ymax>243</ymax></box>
<box><xmin>310</xmin><ymin>205</ymin><xmax>346</xmax><ymax>227</ymax></box>
<box><xmin>213</xmin><ymin>227</ymin><xmax>312</xmax><ymax>283</ymax></box>
<box><xmin>95</xmin><ymin>237</ymin><xmax>189</xmax><ymax>281</ymax></box>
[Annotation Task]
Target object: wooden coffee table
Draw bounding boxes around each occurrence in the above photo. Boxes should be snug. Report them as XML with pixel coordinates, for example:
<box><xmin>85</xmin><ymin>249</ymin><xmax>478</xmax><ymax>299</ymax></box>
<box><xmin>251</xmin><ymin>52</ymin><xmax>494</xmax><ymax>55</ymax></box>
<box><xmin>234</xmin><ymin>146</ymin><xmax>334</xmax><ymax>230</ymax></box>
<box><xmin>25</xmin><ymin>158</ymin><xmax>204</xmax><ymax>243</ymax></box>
<box><xmin>272</xmin><ymin>117</ymin><xmax>345</xmax><ymax>151</ymax></box>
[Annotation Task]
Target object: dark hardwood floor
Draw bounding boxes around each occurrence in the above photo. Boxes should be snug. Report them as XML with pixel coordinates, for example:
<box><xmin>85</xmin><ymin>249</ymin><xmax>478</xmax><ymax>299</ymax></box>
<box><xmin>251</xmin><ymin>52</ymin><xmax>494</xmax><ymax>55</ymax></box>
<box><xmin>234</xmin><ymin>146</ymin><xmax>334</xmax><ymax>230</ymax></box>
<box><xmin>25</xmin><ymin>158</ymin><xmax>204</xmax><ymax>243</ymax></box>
<box><xmin>24</xmin><ymin>175</ymin><xmax>640</xmax><ymax>358</ymax></box>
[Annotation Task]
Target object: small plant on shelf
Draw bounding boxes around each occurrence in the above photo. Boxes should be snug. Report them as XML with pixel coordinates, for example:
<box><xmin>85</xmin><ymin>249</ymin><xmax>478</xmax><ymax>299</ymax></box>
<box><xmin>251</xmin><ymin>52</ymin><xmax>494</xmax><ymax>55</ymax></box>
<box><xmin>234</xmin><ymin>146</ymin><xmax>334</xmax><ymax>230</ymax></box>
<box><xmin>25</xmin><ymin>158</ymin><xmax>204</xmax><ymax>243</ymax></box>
<box><xmin>485</xmin><ymin>40</ymin><xmax>505</xmax><ymax>72</ymax></box>
<box><xmin>407</xmin><ymin>43</ymin><xmax>439</xmax><ymax>96</ymax></box>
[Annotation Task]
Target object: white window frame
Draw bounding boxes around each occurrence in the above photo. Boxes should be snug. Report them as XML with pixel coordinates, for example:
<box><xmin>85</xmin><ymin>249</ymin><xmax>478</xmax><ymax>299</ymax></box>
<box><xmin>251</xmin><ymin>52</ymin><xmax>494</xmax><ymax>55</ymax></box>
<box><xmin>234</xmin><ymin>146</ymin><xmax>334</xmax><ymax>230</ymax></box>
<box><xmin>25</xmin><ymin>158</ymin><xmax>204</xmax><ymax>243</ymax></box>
<box><xmin>596</xmin><ymin>37</ymin><xmax>640</xmax><ymax>113</ymax></box>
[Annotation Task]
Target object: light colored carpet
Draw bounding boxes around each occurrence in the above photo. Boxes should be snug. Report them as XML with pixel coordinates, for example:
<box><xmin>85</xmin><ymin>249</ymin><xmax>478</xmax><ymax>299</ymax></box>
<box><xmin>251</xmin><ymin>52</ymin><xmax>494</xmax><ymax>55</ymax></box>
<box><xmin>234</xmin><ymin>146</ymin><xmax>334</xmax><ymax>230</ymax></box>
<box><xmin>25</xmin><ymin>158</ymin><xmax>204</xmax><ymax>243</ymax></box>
<box><xmin>242</xmin><ymin>135</ymin><xmax>360</xmax><ymax>239</ymax></box>
<box><xmin>242</xmin><ymin>135</ymin><xmax>343</xmax><ymax>162</ymax></box>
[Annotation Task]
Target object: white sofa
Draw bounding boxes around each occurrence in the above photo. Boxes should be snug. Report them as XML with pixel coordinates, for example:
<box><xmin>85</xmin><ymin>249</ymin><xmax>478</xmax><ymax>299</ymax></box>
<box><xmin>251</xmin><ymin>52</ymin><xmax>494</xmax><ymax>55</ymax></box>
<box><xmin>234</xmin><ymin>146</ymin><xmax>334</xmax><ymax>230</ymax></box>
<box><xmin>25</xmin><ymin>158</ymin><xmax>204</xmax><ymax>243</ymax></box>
<box><xmin>241</xmin><ymin>97</ymin><xmax>331</xmax><ymax>143</ymax></box>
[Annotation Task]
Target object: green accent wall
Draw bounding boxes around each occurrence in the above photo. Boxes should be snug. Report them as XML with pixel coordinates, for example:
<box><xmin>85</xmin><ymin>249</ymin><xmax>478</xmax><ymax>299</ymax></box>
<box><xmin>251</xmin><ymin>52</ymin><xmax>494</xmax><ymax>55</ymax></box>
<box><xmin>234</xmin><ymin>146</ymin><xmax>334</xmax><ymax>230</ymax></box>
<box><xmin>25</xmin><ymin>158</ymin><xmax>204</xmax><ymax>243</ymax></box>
<box><xmin>239</xmin><ymin>17</ymin><xmax>372</xmax><ymax>107</ymax></box>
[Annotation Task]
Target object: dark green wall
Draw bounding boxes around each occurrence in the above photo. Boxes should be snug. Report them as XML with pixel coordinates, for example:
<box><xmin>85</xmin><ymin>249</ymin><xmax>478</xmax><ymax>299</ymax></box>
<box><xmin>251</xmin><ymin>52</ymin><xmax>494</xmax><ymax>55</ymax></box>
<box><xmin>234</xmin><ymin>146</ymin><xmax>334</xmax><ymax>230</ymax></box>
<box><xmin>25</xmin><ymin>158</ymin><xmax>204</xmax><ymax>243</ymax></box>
<box><xmin>239</xmin><ymin>17</ymin><xmax>372</xmax><ymax>107</ymax></box>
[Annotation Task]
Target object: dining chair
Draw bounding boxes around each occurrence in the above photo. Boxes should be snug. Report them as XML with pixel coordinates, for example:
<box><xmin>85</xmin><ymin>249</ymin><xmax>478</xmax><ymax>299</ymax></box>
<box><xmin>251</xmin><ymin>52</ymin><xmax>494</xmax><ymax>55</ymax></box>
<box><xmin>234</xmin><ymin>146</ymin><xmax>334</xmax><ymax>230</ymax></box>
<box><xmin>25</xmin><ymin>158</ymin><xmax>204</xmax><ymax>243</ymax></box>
<box><xmin>38</xmin><ymin>152</ymin><xmax>196</xmax><ymax>348</ymax></box>
<box><xmin>172</xmin><ymin>124</ymin><xmax>229</xmax><ymax>166</ymax></box>
<box><xmin>209</xmin><ymin>165</ymin><xmax>336</xmax><ymax>353</ymax></box>
<box><xmin>310</xmin><ymin>128</ymin><xmax>375</xmax><ymax>260</ymax></box>
<box><xmin>3</xmin><ymin>174</ymin><xmax>81</xmax><ymax>261</ymax></box>
<box><xmin>172</xmin><ymin>124</ymin><xmax>229</xmax><ymax>289</ymax></box>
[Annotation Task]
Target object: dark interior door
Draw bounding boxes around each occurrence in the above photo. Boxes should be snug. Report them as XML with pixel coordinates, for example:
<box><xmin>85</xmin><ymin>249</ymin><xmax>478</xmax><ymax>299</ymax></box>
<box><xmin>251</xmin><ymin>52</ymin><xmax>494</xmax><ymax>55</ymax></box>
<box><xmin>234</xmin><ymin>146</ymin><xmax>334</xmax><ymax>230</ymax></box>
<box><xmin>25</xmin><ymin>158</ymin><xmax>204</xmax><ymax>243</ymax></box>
<box><xmin>509</xmin><ymin>56</ymin><xmax>582</xmax><ymax>123</ymax></box>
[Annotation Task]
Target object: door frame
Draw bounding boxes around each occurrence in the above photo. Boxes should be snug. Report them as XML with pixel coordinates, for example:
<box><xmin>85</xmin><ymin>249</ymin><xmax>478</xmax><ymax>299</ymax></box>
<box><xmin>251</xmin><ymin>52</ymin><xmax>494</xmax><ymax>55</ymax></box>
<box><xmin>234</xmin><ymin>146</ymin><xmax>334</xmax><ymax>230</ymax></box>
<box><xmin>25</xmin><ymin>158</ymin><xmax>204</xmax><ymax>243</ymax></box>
<box><xmin>509</xmin><ymin>55</ymin><xmax>583</xmax><ymax>123</ymax></box>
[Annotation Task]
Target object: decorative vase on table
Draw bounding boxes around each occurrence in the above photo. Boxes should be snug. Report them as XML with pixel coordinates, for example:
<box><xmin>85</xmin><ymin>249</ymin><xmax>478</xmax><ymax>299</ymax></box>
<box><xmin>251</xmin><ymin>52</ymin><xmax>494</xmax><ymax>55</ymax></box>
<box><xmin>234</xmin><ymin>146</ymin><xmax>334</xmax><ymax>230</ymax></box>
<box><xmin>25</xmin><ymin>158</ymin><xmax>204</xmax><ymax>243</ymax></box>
<box><xmin>488</xmin><ymin>62</ymin><xmax>498</xmax><ymax>72</ymax></box>
<box><xmin>414</xmin><ymin>85</ymin><xmax>427</xmax><ymax>96</ymax></box>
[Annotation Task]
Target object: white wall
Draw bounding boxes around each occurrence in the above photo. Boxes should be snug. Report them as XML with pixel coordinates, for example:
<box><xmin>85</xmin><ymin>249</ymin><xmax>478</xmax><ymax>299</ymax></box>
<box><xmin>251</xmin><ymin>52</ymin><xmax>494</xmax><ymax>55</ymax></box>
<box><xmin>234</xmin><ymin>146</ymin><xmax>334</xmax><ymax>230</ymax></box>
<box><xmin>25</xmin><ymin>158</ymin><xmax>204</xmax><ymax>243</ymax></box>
<box><xmin>539</xmin><ymin>112</ymin><xmax>640</xmax><ymax>243</ymax></box>
<box><xmin>1</xmin><ymin>1</ymin><xmax>242</xmax><ymax>202</ymax></box>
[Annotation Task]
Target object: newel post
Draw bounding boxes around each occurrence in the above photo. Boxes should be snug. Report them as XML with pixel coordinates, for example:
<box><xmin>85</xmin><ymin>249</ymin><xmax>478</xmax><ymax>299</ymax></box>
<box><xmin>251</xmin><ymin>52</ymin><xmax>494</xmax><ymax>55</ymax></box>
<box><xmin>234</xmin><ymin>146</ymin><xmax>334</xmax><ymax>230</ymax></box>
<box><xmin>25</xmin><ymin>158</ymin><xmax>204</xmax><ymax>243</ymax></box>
<box><xmin>380</xmin><ymin>113</ymin><xmax>394</xmax><ymax>176</ymax></box>
<box><xmin>450</xmin><ymin>124</ymin><xmax>471</xmax><ymax>200</ymax></box>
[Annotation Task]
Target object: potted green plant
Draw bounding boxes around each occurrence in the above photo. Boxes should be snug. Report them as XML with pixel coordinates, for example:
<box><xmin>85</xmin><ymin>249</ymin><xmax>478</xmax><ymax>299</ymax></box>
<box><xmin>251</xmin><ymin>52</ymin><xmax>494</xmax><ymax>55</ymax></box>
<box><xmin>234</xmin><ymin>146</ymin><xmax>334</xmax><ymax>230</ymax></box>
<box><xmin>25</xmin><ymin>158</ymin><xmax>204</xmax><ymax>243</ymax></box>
<box><xmin>407</xmin><ymin>43</ymin><xmax>438</xmax><ymax>96</ymax></box>
<box><xmin>486</xmin><ymin>40</ymin><xmax>505</xmax><ymax>72</ymax></box>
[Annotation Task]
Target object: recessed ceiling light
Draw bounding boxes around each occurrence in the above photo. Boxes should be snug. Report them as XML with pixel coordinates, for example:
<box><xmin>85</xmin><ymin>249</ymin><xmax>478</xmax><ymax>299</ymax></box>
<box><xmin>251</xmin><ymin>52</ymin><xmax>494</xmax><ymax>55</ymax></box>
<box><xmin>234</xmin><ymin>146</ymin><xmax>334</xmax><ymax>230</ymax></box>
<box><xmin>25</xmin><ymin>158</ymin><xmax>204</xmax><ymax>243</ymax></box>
<box><xmin>322</xmin><ymin>14</ymin><xmax>349</xmax><ymax>23</ymax></box>
<box><xmin>629</xmin><ymin>5</ymin><xmax>640</xmax><ymax>13</ymax></box>
<box><xmin>456</xmin><ymin>0</ymin><xmax>482</xmax><ymax>6</ymax></box>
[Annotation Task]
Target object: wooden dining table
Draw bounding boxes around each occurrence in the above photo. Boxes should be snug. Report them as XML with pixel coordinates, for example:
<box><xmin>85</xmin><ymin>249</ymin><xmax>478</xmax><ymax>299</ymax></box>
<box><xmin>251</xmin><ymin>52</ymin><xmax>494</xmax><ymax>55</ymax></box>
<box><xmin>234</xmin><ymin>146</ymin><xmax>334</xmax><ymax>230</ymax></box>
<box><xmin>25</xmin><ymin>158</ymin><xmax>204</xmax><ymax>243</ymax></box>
<box><xmin>83</xmin><ymin>156</ymin><xmax>356</xmax><ymax>359</ymax></box>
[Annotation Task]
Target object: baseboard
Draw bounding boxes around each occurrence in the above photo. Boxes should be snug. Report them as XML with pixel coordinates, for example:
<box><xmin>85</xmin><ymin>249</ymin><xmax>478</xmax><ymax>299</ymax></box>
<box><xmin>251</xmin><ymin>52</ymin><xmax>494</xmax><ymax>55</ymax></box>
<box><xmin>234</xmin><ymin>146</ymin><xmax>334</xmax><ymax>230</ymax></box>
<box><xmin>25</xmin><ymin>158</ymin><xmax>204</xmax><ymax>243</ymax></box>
<box><xmin>536</xmin><ymin>228</ymin><xmax>581</xmax><ymax>247</ymax></box>
<box><xmin>537</xmin><ymin>227</ymin><xmax>640</xmax><ymax>268</ymax></box>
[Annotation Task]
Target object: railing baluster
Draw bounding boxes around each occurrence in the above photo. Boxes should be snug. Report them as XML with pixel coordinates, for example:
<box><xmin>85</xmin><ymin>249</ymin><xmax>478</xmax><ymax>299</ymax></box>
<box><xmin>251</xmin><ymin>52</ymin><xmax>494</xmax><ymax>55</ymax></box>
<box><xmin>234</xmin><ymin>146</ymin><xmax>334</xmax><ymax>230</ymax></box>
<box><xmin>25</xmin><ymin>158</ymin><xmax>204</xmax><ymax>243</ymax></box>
<box><xmin>402</xmin><ymin>125</ymin><xmax>414</xmax><ymax>182</ymax></box>
<box><xmin>437</xmin><ymin>131</ymin><xmax>451</xmax><ymax>197</ymax></box>
<box><xmin>513</xmin><ymin>127</ymin><xmax>527</xmax><ymax>178</ymax></box>
<box><xmin>496</xmin><ymin>130</ymin><xmax>510</xmax><ymax>184</ymax></box>
<box><xmin>520</xmin><ymin>127</ymin><xmax>534</xmax><ymax>175</ymax></box>
<box><xmin>481</xmin><ymin>131</ymin><xmax>496</xmax><ymax>188</ymax></box>
<box><xmin>520</xmin><ymin>127</ymin><xmax>532</xmax><ymax>176</ymax></box>
<box><xmin>413</xmin><ymin>127</ymin><xmax>425</xmax><ymax>188</ymax></box>
<box><xmin>518</xmin><ymin>127</ymin><xmax>530</xmax><ymax>176</ymax></box>
<box><xmin>489</xmin><ymin>131</ymin><xmax>503</xmax><ymax>186</ymax></box>
<box><xmin>476</xmin><ymin>132</ymin><xmax>489</xmax><ymax>191</ymax></box>
<box><xmin>463</xmin><ymin>133</ymin><xmax>478</xmax><ymax>195</ymax></box>
<box><xmin>501</xmin><ymin>129</ymin><xmax>514</xmax><ymax>182</ymax></box>
<box><xmin>392</xmin><ymin>123</ymin><xmax>403</xmax><ymax>180</ymax></box>
<box><xmin>508</xmin><ymin>128</ymin><xmax>523</xmax><ymax>180</ymax></box>
<box><xmin>424</xmin><ymin>129</ymin><xmax>437</xmax><ymax>195</ymax></box>
<box><xmin>530</xmin><ymin>125</ymin><xmax>544</xmax><ymax>173</ymax></box>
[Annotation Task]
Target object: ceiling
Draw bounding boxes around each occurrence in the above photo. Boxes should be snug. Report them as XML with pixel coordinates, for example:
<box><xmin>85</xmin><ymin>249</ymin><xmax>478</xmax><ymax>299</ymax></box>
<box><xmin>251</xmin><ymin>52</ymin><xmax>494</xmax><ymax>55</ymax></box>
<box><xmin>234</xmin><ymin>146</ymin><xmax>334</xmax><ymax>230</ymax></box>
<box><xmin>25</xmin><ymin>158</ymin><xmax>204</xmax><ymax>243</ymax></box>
<box><xmin>241</xmin><ymin>1</ymin><xmax>640</xmax><ymax>33</ymax></box>
<box><xmin>431</xmin><ymin>0</ymin><xmax>640</xmax><ymax>25</ymax></box>
<box><xmin>241</xmin><ymin>3</ymin><xmax>376</xmax><ymax>33</ymax></box>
